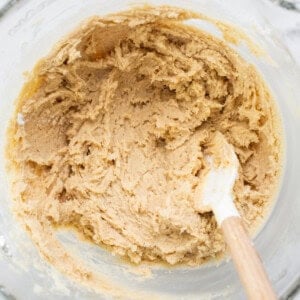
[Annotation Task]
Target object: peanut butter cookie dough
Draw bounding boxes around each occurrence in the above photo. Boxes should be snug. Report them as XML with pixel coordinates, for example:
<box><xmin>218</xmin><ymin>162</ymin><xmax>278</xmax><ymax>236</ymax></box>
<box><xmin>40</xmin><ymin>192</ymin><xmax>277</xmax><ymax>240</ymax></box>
<box><xmin>7</xmin><ymin>5</ymin><xmax>282</xmax><ymax>276</ymax></box>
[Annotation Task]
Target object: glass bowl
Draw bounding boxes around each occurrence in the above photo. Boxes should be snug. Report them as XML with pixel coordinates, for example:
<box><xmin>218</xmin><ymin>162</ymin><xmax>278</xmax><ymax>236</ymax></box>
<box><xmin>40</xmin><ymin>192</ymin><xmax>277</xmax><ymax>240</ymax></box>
<box><xmin>0</xmin><ymin>0</ymin><xmax>299</xmax><ymax>299</ymax></box>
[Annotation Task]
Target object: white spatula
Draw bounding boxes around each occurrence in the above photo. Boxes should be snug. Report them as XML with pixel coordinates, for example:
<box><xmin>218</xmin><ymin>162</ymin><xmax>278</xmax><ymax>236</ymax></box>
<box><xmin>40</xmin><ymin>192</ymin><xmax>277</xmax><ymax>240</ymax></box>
<box><xmin>195</xmin><ymin>132</ymin><xmax>276</xmax><ymax>300</ymax></box>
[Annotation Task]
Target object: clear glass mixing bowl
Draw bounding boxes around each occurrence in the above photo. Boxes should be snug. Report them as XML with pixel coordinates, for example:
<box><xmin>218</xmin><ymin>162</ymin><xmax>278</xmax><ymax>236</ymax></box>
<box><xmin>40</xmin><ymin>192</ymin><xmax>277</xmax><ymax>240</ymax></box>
<box><xmin>0</xmin><ymin>0</ymin><xmax>299</xmax><ymax>299</ymax></box>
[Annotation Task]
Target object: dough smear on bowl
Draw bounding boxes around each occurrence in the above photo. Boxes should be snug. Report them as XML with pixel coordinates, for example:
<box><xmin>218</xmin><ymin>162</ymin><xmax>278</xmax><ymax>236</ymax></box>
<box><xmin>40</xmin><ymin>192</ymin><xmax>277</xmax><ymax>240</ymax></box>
<box><xmin>7</xmin><ymin>6</ymin><xmax>282</xmax><ymax>275</ymax></box>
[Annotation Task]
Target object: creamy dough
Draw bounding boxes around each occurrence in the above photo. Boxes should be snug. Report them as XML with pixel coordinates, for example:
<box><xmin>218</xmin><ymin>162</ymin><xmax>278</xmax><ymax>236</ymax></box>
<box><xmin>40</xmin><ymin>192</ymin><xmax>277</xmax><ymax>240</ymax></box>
<box><xmin>7</xmin><ymin>6</ymin><xmax>282</xmax><ymax>273</ymax></box>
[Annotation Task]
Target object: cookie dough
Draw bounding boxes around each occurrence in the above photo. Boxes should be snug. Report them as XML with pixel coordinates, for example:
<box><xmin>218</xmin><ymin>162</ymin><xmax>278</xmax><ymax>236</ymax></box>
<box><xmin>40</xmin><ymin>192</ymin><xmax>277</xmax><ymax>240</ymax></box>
<box><xmin>7</xmin><ymin>6</ymin><xmax>282</xmax><ymax>272</ymax></box>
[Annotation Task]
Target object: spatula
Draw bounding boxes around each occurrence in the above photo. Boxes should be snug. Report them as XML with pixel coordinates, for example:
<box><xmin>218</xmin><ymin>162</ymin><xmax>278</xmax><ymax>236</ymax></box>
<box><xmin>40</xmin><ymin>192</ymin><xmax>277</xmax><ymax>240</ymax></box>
<box><xmin>195</xmin><ymin>132</ymin><xmax>277</xmax><ymax>300</ymax></box>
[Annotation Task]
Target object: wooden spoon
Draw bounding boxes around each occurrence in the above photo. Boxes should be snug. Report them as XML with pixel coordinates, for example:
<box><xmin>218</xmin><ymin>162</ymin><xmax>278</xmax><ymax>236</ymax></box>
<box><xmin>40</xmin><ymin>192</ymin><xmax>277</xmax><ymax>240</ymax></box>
<box><xmin>195</xmin><ymin>132</ymin><xmax>276</xmax><ymax>300</ymax></box>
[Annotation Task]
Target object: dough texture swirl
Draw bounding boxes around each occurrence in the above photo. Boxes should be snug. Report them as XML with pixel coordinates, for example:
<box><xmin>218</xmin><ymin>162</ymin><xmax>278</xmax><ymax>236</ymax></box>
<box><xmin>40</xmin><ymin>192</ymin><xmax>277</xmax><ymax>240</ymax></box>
<box><xmin>7</xmin><ymin>6</ymin><xmax>282</xmax><ymax>275</ymax></box>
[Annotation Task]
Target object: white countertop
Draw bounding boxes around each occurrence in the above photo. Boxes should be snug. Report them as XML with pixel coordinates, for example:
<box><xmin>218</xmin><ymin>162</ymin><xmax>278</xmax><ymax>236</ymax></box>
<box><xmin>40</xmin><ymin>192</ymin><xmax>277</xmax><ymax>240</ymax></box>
<box><xmin>264</xmin><ymin>0</ymin><xmax>300</xmax><ymax>64</ymax></box>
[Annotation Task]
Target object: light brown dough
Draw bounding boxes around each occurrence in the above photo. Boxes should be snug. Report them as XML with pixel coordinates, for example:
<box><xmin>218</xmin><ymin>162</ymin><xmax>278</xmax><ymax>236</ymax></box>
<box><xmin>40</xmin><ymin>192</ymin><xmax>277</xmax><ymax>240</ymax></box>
<box><xmin>7</xmin><ymin>6</ymin><xmax>282</xmax><ymax>271</ymax></box>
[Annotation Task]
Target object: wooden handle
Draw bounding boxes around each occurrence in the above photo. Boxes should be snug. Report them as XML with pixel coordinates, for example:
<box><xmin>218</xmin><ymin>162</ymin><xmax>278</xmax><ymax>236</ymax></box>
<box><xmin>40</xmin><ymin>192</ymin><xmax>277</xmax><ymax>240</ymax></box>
<box><xmin>221</xmin><ymin>216</ymin><xmax>277</xmax><ymax>300</ymax></box>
